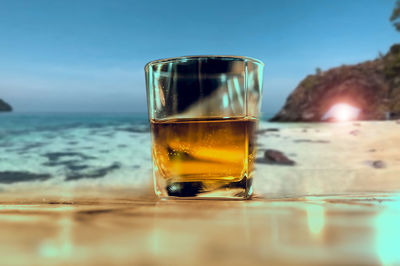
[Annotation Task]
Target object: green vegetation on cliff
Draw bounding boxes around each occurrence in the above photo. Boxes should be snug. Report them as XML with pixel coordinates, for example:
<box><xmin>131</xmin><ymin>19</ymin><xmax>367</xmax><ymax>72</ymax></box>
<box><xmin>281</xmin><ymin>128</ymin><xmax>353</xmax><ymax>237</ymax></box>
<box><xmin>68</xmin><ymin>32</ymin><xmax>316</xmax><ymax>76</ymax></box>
<box><xmin>271</xmin><ymin>44</ymin><xmax>400</xmax><ymax>121</ymax></box>
<box><xmin>384</xmin><ymin>45</ymin><xmax>400</xmax><ymax>113</ymax></box>
<box><xmin>272</xmin><ymin>2</ymin><xmax>400</xmax><ymax>122</ymax></box>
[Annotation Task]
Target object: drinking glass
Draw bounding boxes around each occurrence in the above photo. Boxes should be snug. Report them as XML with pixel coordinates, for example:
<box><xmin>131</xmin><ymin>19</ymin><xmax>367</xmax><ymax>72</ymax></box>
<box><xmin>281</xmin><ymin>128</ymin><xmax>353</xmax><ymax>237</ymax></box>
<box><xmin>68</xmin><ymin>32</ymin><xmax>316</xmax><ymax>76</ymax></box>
<box><xmin>145</xmin><ymin>55</ymin><xmax>264</xmax><ymax>199</ymax></box>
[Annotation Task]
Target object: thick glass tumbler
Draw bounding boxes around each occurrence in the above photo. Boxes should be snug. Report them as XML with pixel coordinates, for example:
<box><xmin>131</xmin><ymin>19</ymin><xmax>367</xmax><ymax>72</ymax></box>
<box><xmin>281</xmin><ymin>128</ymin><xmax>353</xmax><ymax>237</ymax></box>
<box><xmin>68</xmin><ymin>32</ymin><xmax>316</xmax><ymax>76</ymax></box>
<box><xmin>145</xmin><ymin>56</ymin><xmax>264</xmax><ymax>199</ymax></box>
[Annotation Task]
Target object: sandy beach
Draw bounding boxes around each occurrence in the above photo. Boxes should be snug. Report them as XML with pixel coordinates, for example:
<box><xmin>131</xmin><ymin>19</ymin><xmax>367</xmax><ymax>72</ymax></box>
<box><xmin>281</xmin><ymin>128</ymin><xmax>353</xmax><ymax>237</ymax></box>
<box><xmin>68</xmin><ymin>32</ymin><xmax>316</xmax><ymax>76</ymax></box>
<box><xmin>255</xmin><ymin>120</ymin><xmax>400</xmax><ymax>197</ymax></box>
<box><xmin>1</xmin><ymin>119</ymin><xmax>399</xmax><ymax>200</ymax></box>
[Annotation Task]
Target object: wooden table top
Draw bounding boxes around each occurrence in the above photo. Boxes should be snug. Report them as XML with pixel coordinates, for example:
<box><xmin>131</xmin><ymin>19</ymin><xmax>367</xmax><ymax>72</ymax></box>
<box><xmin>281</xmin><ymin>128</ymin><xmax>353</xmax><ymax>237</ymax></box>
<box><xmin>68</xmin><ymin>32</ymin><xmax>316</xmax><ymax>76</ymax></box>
<box><xmin>1</xmin><ymin>187</ymin><xmax>399</xmax><ymax>266</ymax></box>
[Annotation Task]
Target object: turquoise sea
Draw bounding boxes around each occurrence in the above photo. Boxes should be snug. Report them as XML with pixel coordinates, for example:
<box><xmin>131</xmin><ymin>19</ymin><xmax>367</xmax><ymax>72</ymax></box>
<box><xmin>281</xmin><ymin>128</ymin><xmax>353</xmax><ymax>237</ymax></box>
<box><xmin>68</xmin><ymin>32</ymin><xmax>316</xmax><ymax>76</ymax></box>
<box><xmin>0</xmin><ymin>113</ymin><xmax>277</xmax><ymax>188</ymax></box>
<box><xmin>0</xmin><ymin>113</ymin><xmax>153</xmax><ymax>187</ymax></box>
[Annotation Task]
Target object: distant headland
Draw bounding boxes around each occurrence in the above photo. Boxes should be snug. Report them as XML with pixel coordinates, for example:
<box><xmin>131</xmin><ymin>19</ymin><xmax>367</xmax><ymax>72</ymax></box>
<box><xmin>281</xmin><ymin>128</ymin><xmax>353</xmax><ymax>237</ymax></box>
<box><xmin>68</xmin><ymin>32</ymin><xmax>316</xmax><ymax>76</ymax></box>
<box><xmin>0</xmin><ymin>99</ymin><xmax>12</xmax><ymax>112</ymax></box>
<box><xmin>271</xmin><ymin>44</ymin><xmax>400</xmax><ymax>122</ymax></box>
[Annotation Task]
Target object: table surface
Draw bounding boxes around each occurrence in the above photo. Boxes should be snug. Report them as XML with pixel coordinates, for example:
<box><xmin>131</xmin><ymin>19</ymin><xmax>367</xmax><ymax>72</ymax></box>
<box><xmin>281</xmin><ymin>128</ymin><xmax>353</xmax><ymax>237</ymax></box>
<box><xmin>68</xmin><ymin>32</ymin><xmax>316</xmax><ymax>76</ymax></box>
<box><xmin>1</xmin><ymin>187</ymin><xmax>399</xmax><ymax>266</ymax></box>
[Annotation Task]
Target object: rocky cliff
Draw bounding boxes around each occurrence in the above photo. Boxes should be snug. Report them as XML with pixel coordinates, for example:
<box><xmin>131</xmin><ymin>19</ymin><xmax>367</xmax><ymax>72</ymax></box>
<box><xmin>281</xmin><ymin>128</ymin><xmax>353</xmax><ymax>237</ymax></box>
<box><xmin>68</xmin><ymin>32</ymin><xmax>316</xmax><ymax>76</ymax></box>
<box><xmin>271</xmin><ymin>44</ymin><xmax>400</xmax><ymax>121</ymax></box>
<box><xmin>0</xmin><ymin>99</ymin><xmax>12</xmax><ymax>112</ymax></box>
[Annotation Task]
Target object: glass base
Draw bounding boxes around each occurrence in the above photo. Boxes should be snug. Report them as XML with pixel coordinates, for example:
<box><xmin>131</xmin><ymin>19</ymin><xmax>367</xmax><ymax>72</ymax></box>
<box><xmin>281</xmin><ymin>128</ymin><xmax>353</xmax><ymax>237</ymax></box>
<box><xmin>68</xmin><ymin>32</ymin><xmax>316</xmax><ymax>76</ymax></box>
<box><xmin>154</xmin><ymin>176</ymin><xmax>253</xmax><ymax>200</ymax></box>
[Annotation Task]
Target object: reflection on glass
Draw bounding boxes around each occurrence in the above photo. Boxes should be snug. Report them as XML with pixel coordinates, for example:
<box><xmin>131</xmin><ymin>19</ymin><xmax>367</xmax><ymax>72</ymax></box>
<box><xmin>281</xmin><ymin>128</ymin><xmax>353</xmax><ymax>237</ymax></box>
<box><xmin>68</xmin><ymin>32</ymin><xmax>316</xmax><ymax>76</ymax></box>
<box><xmin>150</xmin><ymin>227</ymin><xmax>161</xmax><ymax>256</ymax></box>
<box><xmin>375</xmin><ymin>203</ymin><xmax>400</xmax><ymax>265</ymax></box>
<box><xmin>39</xmin><ymin>216</ymin><xmax>73</xmax><ymax>258</ymax></box>
<box><xmin>306</xmin><ymin>204</ymin><xmax>325</xmax><ymax>237</ymax></box>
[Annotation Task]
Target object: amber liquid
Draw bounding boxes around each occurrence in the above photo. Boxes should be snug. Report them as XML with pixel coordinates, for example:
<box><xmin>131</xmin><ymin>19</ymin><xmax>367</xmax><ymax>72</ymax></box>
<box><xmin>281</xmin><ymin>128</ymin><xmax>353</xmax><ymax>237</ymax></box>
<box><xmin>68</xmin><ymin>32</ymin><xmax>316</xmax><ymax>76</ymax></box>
<box><xmin>151</xmin><ymin>118</ymin><xmax>257</xmax><ymax>189</ymax></box>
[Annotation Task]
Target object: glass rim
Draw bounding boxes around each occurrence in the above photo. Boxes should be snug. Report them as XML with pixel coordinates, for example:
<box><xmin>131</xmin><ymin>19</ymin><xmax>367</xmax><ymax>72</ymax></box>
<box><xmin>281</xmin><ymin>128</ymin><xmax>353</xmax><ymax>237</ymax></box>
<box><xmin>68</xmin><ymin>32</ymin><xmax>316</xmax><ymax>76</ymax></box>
<box><xmin>144</xmin><ymin>55</ymin><xmax>264</xmax><ymax>71</ymax></box>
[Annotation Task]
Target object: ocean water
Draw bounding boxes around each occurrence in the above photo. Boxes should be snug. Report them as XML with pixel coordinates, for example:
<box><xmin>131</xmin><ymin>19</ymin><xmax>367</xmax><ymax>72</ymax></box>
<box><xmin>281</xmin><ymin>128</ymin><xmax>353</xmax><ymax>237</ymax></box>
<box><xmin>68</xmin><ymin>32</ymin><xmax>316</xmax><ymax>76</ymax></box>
<box><xmin>0</xmin><ymin>113</ymin><xmax>279</xmax><ymax>189</ymax></box>
<box><xmin>0</xmin><ymin>113</ymin><xmax>153</xmax><ymax>187</ymax></box>
<box><xmin>0</xmin><ymin>113</ymin><xmax>281</xmax><ymax>189</ymax></box>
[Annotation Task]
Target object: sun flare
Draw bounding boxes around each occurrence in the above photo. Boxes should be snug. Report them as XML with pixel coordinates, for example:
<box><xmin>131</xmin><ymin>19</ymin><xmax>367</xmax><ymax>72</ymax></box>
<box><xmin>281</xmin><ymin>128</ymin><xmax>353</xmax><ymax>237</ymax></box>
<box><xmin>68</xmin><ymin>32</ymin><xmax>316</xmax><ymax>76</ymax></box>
<box><xmin>323</xmin><ymin>103</ymin><xmax>360</xmax><ymax>122</ymax></box>
<box><xmin>335</xmin><ymin>105</ymin><xmax>354</xmax><ymax>121</ymax></box>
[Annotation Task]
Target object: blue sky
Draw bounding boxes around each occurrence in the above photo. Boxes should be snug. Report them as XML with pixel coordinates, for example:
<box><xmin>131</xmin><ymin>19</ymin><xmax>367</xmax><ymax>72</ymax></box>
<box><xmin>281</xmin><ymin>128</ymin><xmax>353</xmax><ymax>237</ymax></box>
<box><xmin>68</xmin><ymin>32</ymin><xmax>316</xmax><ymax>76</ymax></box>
<box><xmin>0</xmin><ymin>0</ymin><xmax>398</xmax><ymax>114</ymax></box>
